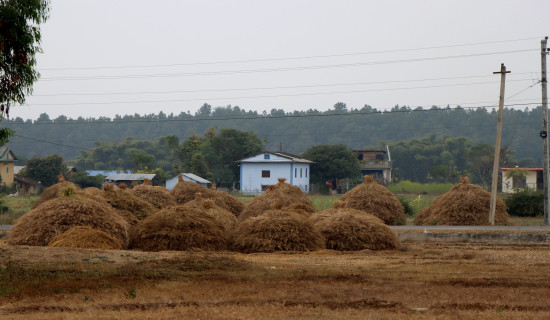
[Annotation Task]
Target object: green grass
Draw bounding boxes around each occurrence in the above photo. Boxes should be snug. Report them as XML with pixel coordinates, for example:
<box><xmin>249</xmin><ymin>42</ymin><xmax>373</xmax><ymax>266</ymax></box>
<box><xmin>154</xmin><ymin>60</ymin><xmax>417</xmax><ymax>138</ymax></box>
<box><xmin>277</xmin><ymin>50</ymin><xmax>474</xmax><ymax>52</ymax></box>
<box><xmin>387</xmin><ymin>181</ymin><xmax>453</xmax><ymax>194</ymax></box>
<box><xmin>0</xmin><ymin>196</ymin><xmax>38</xmax><ymax>225</ymax></box>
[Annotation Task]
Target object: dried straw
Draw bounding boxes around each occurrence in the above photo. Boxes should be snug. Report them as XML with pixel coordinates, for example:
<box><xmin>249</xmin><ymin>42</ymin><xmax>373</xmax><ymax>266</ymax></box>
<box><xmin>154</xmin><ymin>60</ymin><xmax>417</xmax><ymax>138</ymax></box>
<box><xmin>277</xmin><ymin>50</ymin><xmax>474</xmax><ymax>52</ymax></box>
<box><xmin>414</xmin><ymin>176</ymin><xmax>512</xmax><ymax>226</ymax></box>
<box><xmin>31</xmin><ymin>177</ymin><xmax>80</xmax><ymax>209</ymax></box>
<box><xmin>183</xmin><ymin>194</ymin><xmax>237</xmax><ymax>232</ymax></box>
<box><xmin>131</xmin><ymin>205</ymin><xmax>228</xmax><ymax>252</ymax></box>
<box><xmin>131</xmin><ymin>184</ymin><xmax>177</xmax><ymax>209</ymax></box>
<box><xmin>231</xmin><ymin>208</ymin><xmax>325</xmax><ymax>253</ymax></box>
<box><xmin>48</xmin><ymin>226</ymin><xmax>123</xmax><ymax>250</ymax></box>
<box><xmin>101</xmin><ymin>183</ymin><xmax>156</xmax><ymax>221</ymax></box>
<box><xmin>338</xmin><ymin>175</ymin><xmax>406</xmax><ymax>225</ymax></box>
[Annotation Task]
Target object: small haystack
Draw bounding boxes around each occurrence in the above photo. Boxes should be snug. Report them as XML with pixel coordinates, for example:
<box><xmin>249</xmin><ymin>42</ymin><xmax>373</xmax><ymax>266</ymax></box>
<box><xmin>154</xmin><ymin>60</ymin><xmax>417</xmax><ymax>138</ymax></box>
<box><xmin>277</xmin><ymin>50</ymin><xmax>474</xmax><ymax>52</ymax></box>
<box><xmin>48</xmin><ymin>226</ymin><xmax>123</xmax><ymax>250</ymax></box>
<box><xmin>313</xmin><ymin>207</ymin><xmax>400</xmax><ymax>251</ymax></box>
<box><xmin>414</xmin><ymin>176</ymin><xmax>511</xmax><ymax>226</ymax></box>
<box><xmin>210</xmin><ymin>189</ymin><xmax>245</xmax><ymax>216</ymax></box>
<box><xmin>131</xmin><ymin>178</ymin><xmax>177</xmax><ymax>209</ymax></box>
<box><xmin>101</xmin><ymin>183</ymin><xmax>156</xmax><ymax>221</ymax></box>
<box><xmin>131</xmin><ymin>205</ymin><xmax>227</xmax><ymax>252</ymax></box>
<box><xmin>338</xmin><ymin>175</ymin><xmax>405</xmax><ymax>225</ymax></box>
<box><xmin>8</xmin><ymin>186</ymin><xmax>130</xmax><ymax>247</ymax></box>
<box><xmin>231</xmin><ymin>208</ymin><xmax>325</xmax><ymax>253</ymax></box>
<box><xmin>183</xmin><ymin>194</ymin><xmax>237</xmax><ymax>232</ymax></box>
<box><xmin>31</xmin><ymin>175</ymin><xmax>78</xmax><ymax>209</ymax></box>
<box><xmin>239</xmin><ymin>178</ymin><xmax>316</xmax><ymax>221</ymax></box>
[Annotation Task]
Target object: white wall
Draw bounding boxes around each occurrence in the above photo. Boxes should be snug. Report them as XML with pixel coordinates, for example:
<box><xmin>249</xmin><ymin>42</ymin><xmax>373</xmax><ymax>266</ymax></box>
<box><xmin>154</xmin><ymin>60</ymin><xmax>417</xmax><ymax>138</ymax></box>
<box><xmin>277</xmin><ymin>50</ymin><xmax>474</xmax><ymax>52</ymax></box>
<box><xmin>502</xmin><ymin>170</ymin><xmax>537</xmax><ymax>193</ymax></box>
<box><xmin>240</xmin><ymin>161</ymin><xmax>311</xmax><ymax>195</ymax></box>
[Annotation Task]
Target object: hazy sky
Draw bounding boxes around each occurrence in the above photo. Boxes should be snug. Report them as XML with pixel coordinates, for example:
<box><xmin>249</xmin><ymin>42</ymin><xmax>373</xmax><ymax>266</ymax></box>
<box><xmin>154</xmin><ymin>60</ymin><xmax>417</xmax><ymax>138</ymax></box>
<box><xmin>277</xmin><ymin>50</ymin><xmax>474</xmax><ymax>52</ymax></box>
<box><xmin>14</xmin><ymin>0</ymin><xmax>550</xmax><ymax>120</ymax></box>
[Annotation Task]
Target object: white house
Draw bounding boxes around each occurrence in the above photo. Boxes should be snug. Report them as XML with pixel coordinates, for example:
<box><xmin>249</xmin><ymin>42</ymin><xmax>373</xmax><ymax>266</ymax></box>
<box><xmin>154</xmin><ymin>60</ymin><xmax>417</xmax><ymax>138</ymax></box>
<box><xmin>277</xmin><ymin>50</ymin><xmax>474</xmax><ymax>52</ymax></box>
<box><xmin>238</xmin><ymin>152</ymin><xmax>313</xmax><ymax>195</ymax></box>
<box><xmin>165</xmin><ymin>173</ymin><xmax>212</xmax><ymax>191</ymax></box>
<box><xmin>501</xmin><ymin>167</ymin><xmax>542</xmax><ymax>193</ymax></box>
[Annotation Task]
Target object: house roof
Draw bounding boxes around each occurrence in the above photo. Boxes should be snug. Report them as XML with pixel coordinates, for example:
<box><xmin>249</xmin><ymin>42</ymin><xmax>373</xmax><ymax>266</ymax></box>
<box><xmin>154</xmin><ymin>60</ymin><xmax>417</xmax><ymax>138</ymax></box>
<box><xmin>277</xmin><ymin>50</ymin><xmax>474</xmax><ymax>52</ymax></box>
<box><xmin>502</xmin><ymin>168</ymin><xmax>545</xmax><ymax>171</ymax></box>
<box><xmin>14</xmin><ymin>174</ymin><xmax>41</xmax><ymax>186</ymax></box>
<box><xmin>0</xmin><ymin>147</ymin><xmax>16</xmax><ymax>162</ymax></box>
<box><xmin>179</xmin><ymin>173</ymin><xmax>211</xmax><ymax>184</ymax></box>
<box><xmin>238</xmin><ymin>151</ymin><xmax>314</xmax><ymax>164</ymax></box>
<box><xmin>105</xmin><ymin>173</ymin><xmax>156</xmax><ymax>181</ymax></box>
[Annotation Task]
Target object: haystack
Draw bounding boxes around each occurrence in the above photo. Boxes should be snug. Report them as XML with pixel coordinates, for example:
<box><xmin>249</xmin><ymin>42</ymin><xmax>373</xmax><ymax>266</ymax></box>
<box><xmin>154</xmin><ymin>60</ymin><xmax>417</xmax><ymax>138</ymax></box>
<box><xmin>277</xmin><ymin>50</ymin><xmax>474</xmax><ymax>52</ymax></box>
<box><xmin>239</xmin><ymin>178</ymin><xmax>316</xmax><ymax>221</ymax></box>
<box><xmin>338</xmin><ymin>175</ymin><xmax>405</xmax><ymax>225</ymax></box>
<box><xmin>131</xmin><ymin>205</ymin><xmax>227</xmax><ymax>252</ymax></box>
<box><xmin>210</xmin><ymin>189</ymin><xmax>245</xmax><ymax>216</ymax></box>
<box><xmin>231</xmin><ymin>208</ymin><xmax>325</xmax><ymax>253</ymax></box>
<box><xmin>101</xmin><ymin>183</ymin><xmax>156</xmax><ymax>221</ymax></box>
<box><xmin>313</xmin><ymin>207</ymin><xmax>400</xmax><ymax>251</ymax></box>
<box><xmin>48</xmin><ymin>226</ymin><xmax>122</xmax><ymax>250</ymax></box>
<box><xmin>31</xmin><ymin>175</ymin><xmax>79</xmax><ymax>209</ymax></box>
<box><xmin>131</xmin><ymin>179</ymin><xmax>177</xmax><ymax>209</ymax></box>
<box><xmin>414</xmin><ymin>176</ymin><xmax>511</xmax><ymax>226</ymax></box>
<box><xmin>183</xmin><ymin>194</ymin><xmax>237</xmax><ymax>232</ymax></box>
<box><xmin>8</xmin><ymin>185</ymin><xmax>130</xmax><ymax>247</ymax></box>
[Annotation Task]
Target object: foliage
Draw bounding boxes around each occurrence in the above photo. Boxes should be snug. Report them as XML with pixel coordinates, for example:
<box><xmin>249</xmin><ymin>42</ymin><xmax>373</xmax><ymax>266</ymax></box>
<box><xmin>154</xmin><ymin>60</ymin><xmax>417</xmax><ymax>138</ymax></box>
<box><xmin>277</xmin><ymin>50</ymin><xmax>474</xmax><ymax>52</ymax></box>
<box><xmin>22</xmin><ymin>154</ymin><xmax>66</xmax><ymax>187</ymax></box>
<box><xmin>0</xmin><ymin>0</ymin><xmax>50</xmax><ymax>142</ymax></box>
<box><xmin>504</xmin><ymin>189</ymin><xmax>544</xmax><ymax>217</ymax></box>
<box><xmin>302</xmin><ymin>144</ymin><xmax>360</xmax><ymax>184</ymax></box>
<box><xmin>387</xmin><ymin>180</ymin><xmax>453</xmax><ymax>194</ymax></box>
<box><xmin>68</xmin><ymin>172</ymin><xmax>104</xmax><ymax>189</ymax></box>
<box><xmin>398</xmin><ymin>197</ymin><xmax>414</xmax><ymax>216</ymax></box>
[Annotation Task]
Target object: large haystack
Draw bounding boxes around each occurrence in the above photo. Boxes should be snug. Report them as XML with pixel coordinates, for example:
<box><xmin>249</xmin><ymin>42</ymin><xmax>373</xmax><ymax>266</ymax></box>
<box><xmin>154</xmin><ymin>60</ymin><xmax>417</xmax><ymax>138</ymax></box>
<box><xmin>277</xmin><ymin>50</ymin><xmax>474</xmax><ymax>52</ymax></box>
<box><xmin>31</xmin><ymin>175</ymin><xmax>79</xmax><ymax>209</ymax></box>
<box><xmin>183</xmin><ymin>194</ymin><xmax>237</xmax><ymax>232</ymax></box>
<box><xmin>313</xmin><ymin>207</ymin><xmax>400</xmax><ymax>251</ymax></box>
<box><xmin>210</xmin><ymin>189</ymin><xmax>245</xmax><ymax>216</ymax></box>
<box><xmin>239</xmin><ymin>179</ymin><xmax>316</xmax><ymax>221</ymax></box>
<box><xmin>231</xmin><ymin>208</ymin><xmax>325</xmax><ymax>253</ymax></box>
<box><xmin>414</xmin><ymin>176</ymin><xmax>511</xmax><ymax>226</ymax></box>
<box><xmin>338</xmin><ymin>176</ymin><xmax>405</xmax><ymax>225</ymax></box>
<box><xmin>48</xmin><ymin>226</ymin><xmax>123</xmax><ymax>250</ymax></box>
<box><xmin>101</xmin><ymin>183</ymin><xmax>156</xmax><ymax>221</ymax></box>
<box><xmin>8</xmin><ymin>187</ymin><xmax>130</xmax><ymax>247</ymax></box>
<box><xmin>131</xmin><ymin>205</ymin><xmax>228</xmax><ymax>252</ymax></box>
<box><xmin>131</xmin><ymin>179</ymin><xmax>177</xmax><ymax>209</ymax></box>
<box><xmin>171</xmin><ymin>174</ymin><xmax>211</xmax><ymax>204</ymax></box>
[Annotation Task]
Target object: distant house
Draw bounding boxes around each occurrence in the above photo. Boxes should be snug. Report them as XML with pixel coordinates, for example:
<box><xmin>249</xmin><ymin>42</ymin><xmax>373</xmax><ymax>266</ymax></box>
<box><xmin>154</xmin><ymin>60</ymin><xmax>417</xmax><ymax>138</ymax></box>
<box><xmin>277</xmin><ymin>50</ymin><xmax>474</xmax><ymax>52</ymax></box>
<box><xmin>0</xmin><ymin>147</ymin><xmax>16</xmax><ymax>185</ymax></box>
<box><xmin>14</xmin><ymin>174</ymin><xmax>42</xmax><ymax>195</ymax></box>
<box><xmin>165</xmin><ymin>173</ymin><xmax>212</xmax><ymax>191</ymax></box>
<box><xmin>105</xmin><ymin>173</ymin><xmax>156</xmax><ymax>187</ymax></box>
<box><xmin>501</xmin><ymin>168</ymin><xmax>543</xmax><ymax>193</ymax></box>
<box><xmin>238</xmin><ymin>152</ymin><xmax>313</xmax><ymax>195</ymax></box>
<box><xmin>353</xmin><ymin>148</ymin><xmax>392</xmax><ymax>184</ymax></box>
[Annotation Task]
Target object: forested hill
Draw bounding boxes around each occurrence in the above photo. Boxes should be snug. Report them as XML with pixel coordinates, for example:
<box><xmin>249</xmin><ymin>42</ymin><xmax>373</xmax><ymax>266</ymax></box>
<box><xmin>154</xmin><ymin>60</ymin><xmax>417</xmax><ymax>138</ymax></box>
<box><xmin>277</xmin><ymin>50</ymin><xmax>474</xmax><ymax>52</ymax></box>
<box><xmin>2</xmin><ymin>103</ymin><xmax>545</xmax><ymax>164</ymax></box>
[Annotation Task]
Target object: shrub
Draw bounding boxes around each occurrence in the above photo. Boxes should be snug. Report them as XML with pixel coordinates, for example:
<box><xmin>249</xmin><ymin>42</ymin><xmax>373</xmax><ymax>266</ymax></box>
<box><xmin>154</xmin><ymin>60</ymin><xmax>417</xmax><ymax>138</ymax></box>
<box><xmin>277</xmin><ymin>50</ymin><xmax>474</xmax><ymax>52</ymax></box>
<box><xmin>505</xmin><ymin>189</ymin><xmax>543</xmax><ymax>217</ymax></box>
<box><xmin>398</xmin><ymin>197</ymin><xmax>414</xmax><ymax>216</ymax></box>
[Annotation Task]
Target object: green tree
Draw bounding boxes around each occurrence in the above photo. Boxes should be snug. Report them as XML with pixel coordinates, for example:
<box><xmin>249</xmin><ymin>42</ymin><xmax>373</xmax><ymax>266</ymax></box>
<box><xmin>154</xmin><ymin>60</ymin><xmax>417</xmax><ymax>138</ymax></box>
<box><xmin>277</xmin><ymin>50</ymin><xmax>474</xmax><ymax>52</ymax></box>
<box><xmin>0</xmin><ymin>0</ymin><xmax>49</xmax><ymax>142</ymax></box>
<box><xmin>23</xmin><ymin>154</ymin><xmax>66</xmax><ymax>187</ymax></box>
<box><xmin>68</xmin><ymin>172</ymin><xmax>104</xmax><ymax>188</ymax></box>
<box><xmin>302</xmin><ymin>144</ymin><xmax>360</xmax><ymax>184</ymax></box>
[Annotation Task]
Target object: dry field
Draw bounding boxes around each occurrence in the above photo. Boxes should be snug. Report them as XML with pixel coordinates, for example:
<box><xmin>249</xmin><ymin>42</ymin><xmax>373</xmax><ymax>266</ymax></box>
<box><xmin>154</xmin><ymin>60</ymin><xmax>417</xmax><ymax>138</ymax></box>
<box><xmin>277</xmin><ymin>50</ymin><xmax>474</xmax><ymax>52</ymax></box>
<box><xmin>1</xmin><ymin>241</ymin><xmax>550</xmax><ymax>319</ymax></box>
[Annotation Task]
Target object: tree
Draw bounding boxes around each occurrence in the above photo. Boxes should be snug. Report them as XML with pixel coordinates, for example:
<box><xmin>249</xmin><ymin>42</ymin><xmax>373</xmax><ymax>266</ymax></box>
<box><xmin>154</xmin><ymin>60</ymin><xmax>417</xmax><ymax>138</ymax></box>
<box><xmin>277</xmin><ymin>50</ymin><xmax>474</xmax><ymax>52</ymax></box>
<box><xmin>22</xmin><ymin>154</ymin><xmax>66</xmax><ymax>187</ymax></box>
<box><xmin>0</xmin><ymin>0</ymin><xmax>50</xmax><ymax>142</ymax></box>
<box><xmin>68</xmin><ymin>172</ymin><xmax>104</xmax><ymax>189</ymax></box>
<box><xmin>302</xmin><ymin>144</ymin><xmax>360</xmax><ymax>184</ymax></box>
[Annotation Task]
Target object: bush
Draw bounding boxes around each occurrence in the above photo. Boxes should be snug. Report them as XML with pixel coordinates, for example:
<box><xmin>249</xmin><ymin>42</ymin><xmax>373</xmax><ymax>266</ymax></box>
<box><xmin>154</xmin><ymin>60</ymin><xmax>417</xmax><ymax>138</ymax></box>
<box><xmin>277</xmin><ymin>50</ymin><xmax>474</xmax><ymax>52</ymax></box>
<box><xmin>398</xmin><ymin>197</ymin><xmax>414</xmax><ymax>216</ymax></box>
<box><xmin>505</xmin><ymin>189</ymin><xmax>543</xmax><ymax>217</ymax></box>
<box><xmin>387</xmin><ymin>181</ymin><xmax>453</xmax><ymax>194</ymax></box>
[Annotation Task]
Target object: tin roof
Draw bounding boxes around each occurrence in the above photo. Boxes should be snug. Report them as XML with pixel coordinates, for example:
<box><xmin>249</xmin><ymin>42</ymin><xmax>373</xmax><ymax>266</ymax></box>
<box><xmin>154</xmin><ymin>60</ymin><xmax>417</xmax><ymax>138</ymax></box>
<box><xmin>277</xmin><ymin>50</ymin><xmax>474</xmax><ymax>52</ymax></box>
<box><xmin>105</xmin><ymin>173</ymin><xmax>156</xmax><ymax>181</ymax></box>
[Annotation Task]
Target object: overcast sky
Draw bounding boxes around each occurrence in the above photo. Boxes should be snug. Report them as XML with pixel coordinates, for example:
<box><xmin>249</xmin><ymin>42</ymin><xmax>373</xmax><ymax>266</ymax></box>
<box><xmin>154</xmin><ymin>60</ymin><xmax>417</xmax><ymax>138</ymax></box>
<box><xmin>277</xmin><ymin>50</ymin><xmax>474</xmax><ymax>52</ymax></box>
<box><xmin>13</xmin><ymin>0</ymin><xmax>550</xmax><ymax>120</ymax></box>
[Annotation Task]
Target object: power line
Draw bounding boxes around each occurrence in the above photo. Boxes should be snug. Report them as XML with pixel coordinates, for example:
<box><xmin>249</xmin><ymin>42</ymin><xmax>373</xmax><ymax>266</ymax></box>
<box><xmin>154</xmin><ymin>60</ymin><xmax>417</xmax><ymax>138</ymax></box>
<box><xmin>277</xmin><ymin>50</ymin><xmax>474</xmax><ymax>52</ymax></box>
<box><xmin>14</xmin><ymin>134</ymin><xmax>89</xmax><ymax>150</ymax></box>
<box><xmin>40</xmin><ymin>37</ymin><xmax>541</xmax><ymax>71</ymax></box>
<box><xmin>38</xmin><ymin>49</ymin><xmax>537</xmax><ymax>81</ymax></box>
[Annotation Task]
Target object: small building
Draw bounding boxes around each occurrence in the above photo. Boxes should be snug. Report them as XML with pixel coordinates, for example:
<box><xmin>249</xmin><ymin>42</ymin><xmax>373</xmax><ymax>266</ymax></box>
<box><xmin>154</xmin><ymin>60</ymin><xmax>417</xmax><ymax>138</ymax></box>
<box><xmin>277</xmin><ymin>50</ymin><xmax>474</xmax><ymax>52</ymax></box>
<box><xmin>105</xmin><ymin>173</ymin><xmax>156</xmax><ymax>187</ymax></box>
<box><xmin>14</xmin><ymin>174</ymin><xmax>42</xmax><ymax>195</ymax></box>
<box><xmin>501</xmin><ymin>168</ymin><xmax>542</xmax><ymax>193</ymax></box>
<box><xmin>353</xmin><ymin>147</ymin><xmax>392</xmax><ymax>184</ymax></box>
<box><xmin>238</xmin><ymin>152</ymin><xmax>313</xmax><ymax>195</ymax></box>
<box><xmin>0</xmin><ymin>147</ymin><xmax>16</xmax><ymax>185</ymax></box>
<box><xmin>165</xmin><ymin>173</ymin><xmax>212</xmax><ymax>191</ymax></box>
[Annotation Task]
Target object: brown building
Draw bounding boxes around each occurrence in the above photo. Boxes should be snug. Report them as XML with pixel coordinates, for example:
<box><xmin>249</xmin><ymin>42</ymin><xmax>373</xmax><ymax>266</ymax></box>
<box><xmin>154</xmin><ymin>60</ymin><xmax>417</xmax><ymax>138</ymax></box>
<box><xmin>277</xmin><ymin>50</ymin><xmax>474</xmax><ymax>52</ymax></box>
<box><xmin>0</xmin><ymin>147</ymin><xmax>16</xmax><ymax>185</ymax></box>
<box><xmin>353</xmin><ymin>148</ymin><xmax>392</xmax><ymax>184</ymax></box>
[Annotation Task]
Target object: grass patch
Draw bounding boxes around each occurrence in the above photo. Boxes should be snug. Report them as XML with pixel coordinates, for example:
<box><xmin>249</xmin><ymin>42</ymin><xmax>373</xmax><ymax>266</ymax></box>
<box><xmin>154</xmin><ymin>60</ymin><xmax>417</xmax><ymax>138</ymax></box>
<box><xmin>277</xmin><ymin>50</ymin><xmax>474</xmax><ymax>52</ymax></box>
<box><xmin>387</xmin><ymin>181</ymin><xmax>453</xmax><ymax>194</ymax></box>
<box><xmin>0</xmin><ymin>196</ymin><xmax>39</xmax><ymax>225</ymax></box>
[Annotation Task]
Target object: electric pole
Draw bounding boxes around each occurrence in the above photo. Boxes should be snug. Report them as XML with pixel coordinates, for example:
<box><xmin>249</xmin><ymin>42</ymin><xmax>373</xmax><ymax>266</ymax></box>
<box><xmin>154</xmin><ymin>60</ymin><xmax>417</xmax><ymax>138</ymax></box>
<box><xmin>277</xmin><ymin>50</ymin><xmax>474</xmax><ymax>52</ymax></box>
<box><xmin>541</xmin><ymin>37</ymin><xmax>549</xmax><ymax>225</ymax></box>
<box><xmin>489</xmin><ymin>63</ymin><xmax>510</xmax><ymax>225</ymax></box>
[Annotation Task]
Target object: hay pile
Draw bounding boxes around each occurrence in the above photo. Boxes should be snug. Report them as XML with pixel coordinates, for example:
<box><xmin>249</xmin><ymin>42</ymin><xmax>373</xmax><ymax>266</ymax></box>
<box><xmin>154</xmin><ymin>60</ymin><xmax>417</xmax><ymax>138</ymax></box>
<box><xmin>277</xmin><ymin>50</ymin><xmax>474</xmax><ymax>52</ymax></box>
<box><xmin>171</xmin><ymin>174</ymin><xmax>244</xmax><ymax>216</ymax></box>
<box><xmin>239</xmin><ymin>178</ymin><xmax>316</xmax><ymax>221</ymax></box>
<box><xmin>101</xmin><ymin>183</ymin><xmax>156</xmax><ymax>221</ymax></box>
<box><xmin>31</xmin><ymin>175</ymin><xmax>79</xmax><ymax>209</ymax></box>
<box><xmin>8</xmin><ymin>186</ymin><xmax>130</xmax><ymax>247</ymax></box>
<box><xmin>48</xmin><ymin>226</ymin><xmax>123</xmax><ymax>250</ymax></box>
<box><xmin>338</xmin><ymin>176</ymin><xmax>405</xmax><ymax>225</ymax></box>
<box><xmin>131</xmin><ymin>178</ymin><xmax>177</xmax><ymax>209</ymax></box>
<box><xmin>313</xmin><ymin>207</ymin><xmax>400</xmax><ymax>251</ymax></box>
<box><xmin>231</xmin><ymin>208</ymin><xmax>325</xmax><ymax>253</ymax></box>
<box><xmin>414</xmin><ymin>176</ymin><xmax>512</xmax><ymax>226</ymax></box>
<box><xmin>183</xmin><ymin>194</ymin><xmax>237</xmax><ymax>232</ymax></box>
<box><xmin>131</xmin><ymin>205</ymin><xmax>228</xmax><ymax>252</ymax></box>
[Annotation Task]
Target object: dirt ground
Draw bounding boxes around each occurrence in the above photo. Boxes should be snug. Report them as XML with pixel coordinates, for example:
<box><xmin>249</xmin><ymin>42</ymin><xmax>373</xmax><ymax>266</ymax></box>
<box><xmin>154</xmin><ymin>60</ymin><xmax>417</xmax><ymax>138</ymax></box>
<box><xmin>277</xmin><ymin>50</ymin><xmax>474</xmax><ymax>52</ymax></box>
<box><xmin>1</xmin><ymin>240</ymin><xmax>550</xmax><ymax>319</ymax></box>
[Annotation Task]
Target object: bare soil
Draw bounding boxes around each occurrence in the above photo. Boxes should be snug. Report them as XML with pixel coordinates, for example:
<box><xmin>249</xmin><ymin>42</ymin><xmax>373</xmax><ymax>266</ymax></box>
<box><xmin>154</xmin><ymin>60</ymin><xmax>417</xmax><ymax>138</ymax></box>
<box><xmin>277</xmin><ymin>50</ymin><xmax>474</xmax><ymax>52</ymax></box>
<box><xmin>1</xmin><ymin>240</ymin><xmax>550</xmax><ymax>319</ymax></box>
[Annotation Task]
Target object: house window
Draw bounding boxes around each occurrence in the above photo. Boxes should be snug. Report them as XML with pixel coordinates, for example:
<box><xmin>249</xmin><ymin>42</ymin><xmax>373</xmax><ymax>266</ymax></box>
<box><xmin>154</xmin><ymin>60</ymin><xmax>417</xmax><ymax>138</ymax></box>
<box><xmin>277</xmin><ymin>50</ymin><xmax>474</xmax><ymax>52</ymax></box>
<box><xmin>300</xmin><ymin>168</ymin><xmax>302</xmax><ymax>178</ymax></box>
<box><xmin>262</xmin><ymin>170</ymin><xmax>270</xmax><ymax>178</ymax></box>
<box><xmin>305</xmin><ymin>185</ymin><xmax>308</xmax><ymax>192</ymax></box>
<box><xmin>295</xmin><ymin>168</ymin><xmax>297</xmax><ymax>177</ymax></box>
<box><xmin>305</xmin><ymin>168</ymin><xmax>308</xmax><ymax>177</ymax></box>
<box><xmin>6</xmin><ymin>167</ymin><xmax>8</xmax><ymax>173</ymax></box>
<box><xmin>264</xmin><ymin>154</ymin><xmax>270</xmax><ymax>159</ymax></box>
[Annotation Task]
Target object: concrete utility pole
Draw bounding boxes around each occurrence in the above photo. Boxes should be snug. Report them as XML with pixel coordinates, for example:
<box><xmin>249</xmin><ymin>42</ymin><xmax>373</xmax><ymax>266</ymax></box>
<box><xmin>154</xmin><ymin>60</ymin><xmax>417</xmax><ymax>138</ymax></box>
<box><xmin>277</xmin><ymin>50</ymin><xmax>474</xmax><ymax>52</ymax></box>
<box><xmin>489</xmin><ymin>63</ymin><xmax>510</xmax><ymax>225</ymax></box>
<box><xmin>541</xmin><ymin>37</ymin><xmax>549</xmax><ymax>225</ymax></box>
